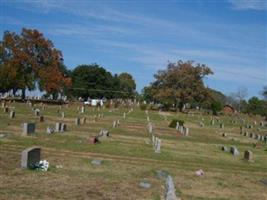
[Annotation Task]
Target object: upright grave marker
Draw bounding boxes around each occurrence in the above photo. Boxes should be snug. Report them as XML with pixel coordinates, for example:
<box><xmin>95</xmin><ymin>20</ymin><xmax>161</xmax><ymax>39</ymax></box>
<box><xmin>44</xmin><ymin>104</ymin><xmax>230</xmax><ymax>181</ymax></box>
<box><xmin>21</xmin><ymin>147</ymin><xmax>41</xmax><ymax>168</ymax></box>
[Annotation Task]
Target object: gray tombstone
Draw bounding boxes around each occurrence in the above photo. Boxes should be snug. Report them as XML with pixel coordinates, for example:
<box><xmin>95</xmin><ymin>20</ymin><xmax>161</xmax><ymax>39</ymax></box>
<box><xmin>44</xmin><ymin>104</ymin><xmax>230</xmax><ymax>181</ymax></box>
<box><xmin>244</xmin><ymin>150</ymin><xmax>253</xmax><ymax>161</ymax></box>
<box><xmin>55</xmin><ymin>122</ymin><xmax>62</xmax><ymax>132</ymax></box>
<box><xmin>184</xmin><ymin>127</ymin><xmax>189</xmax><ymax>136</ymax></box>
<box><xmin>221</xmin><ymin>146</ymin><xmax>228</xmax><ymax>152</ymax></box>
<box><xmin>112</xmin><ymin>120</ymin><xmax>117</xmax><ymax>128</ymax></box>
<box><xmin>81</xmin><ymin>106</ymin><xmax>85</xmax><ymax>113</ymax></box>
<box><xmin>4</xmin><ymin>106</ymin><xmax>9</xmax><ymax>113</ymax></box>
<box><xmin>165</xmin><ymin>175</ymin><xmax>178</xmax><ymax>200</ymax></box>
<box><xmin>9</xmin><ymin>110</ymin><xmax>15</xmax><ymax>118</ymax></box>
<box><xmin>155</xmin><ymin>138</ymin><xmax>161</xmax><ymax>153</ymax></box>
<box><xmin>148</xmin><ymin>123</ymin><xmax>153</xmax><ymax>134</ymax></box>
<box><xmin>75</xmin><ymin>117</ymin><xmax>80</xmax><ymax>126</ymax></box>
<box><xmin>22</xmin><ymin>123</ymin><xmax>36</xmax><ymax>135</ymax></box>
<box><xmin>21</xmin><ymin>147</ymin><xmax>41</xmax><ymax>168</ymax></box>
<box><xmin>222</xmin><ymin>133</ymin><xmax>227</xmax><ymax>137</ymax></box>
<box><xmin>81</xmin><ymin>117</ymin><xmax>86</xmax><ymax>124</ymax></box>
<box><xmin>230</xmin><ymin>146</ymin><xmax>239</xmax><ymax>156</ymax></box>
<box><xmin>99</xmin><ymin>129</ymin><xmax>109</xmax><ymax>138</ymax></box>
<box><xmin>61</xmin><ymin>112</ymin><xmax>65</xmax><ymax>119</ymax></box>
<box><xmin>175</xmin><ymin>122</ymin><xmax>180</xmax><ymax>130</ymax></box>
<box><xmin>249</xmin><ymin>133</ymin><xmax>254</xmax><ymax>138</ymax></box>
<box><xmin>34</xmin><ymin>109</ymin><xmax>40</xmax><ymax>116</ymax></box>
<box><xmin>60</xmin><ymin>123</ymin><xmax>67</xmax><ymax>132</ymax></box>
<box><xmin>256</xmin><ymin>134</ymin><xmax>261</xmax><ymax>140</ymax></box>
<box><xmin>220</xmin><ymin>123</ymin><xmax>224</xmax><ymax>129</ymax></box>
<box><xmin>211</xmin><ymin>119</ymin><xmax>214</xmax><ymax>125</ymax></box>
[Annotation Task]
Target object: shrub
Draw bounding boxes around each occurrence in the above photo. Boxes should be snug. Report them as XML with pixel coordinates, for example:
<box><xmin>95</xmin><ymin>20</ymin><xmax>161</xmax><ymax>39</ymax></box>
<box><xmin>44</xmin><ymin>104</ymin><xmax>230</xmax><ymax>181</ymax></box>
<box><xmin>169</xmin><ymin>119</ymin><xmax>184</xmax><ymax>128</ymax></box>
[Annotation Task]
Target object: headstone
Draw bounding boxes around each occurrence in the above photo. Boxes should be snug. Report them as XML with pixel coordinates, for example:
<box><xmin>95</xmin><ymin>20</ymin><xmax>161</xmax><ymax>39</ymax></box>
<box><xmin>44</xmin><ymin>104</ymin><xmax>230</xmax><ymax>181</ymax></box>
<box><xmin>21</xmin><ymin>147</ymin><xmax>41</xmax><ymax>168</ymax></box>
<box><xmin>148</xmin><ymin>123</ymin><xmax>153</xmax><ymax>134</ymax></box>
<box><xmin>155</xmin><ymin>138</ymin><xmax>161</xmax><ymax>153</ymax></box>
<box><xmin>240</xmin><ymin>127</ymin><xmax>244</xmax><ymax>134</ymax></box>
<box><xmin>244</xmin><ymin>150</ymin><xmax>253</xmax><ymax>161</ymax></box>
<box><xmin>259</xmin><ymin>121</ymin><xmax>264</xmax><ymax>127</ymax></box>
<box><xmin>55</xmin><ymin>122</ymin><xmax>62</xmax><ymax>132</ymax></box>
<box><xmin>256</xmin><ymin>134</ymin><xmax>261</xmax><ymax>140</ymax></box>
<box><xmin>113</xmin><ymin>120</ymin><xmax>117</xmax><ymax>128</ymax></box>
<box><xmin>39</xmin><ymin>115</ymin><xmax>44</xmax><ymax>122</ymax></box>
<box><xmin>147</xmin><ymin>116</ymin><xmax>150</xmax><ymax>122</ymax></box>
<box><xmin>61</xmin><ymin>112</ymin><xmax>65</xmax><ymax>119</ymax></box>
<box><xmin>222</xmin><ymin>133</ymin><xmax>227</xmax><ymax>137</ymax></box>
<box><xmin>60</xmin><ymin>123</ymin><xmax>67</xmax><ymax>132</ymax></box>
<box><xmin>165</xmin><ymin>175</ymin><xmax>178</xmax><ymax>200</ymax></box>
<box><xmin>230</xmin><ymin>146</ymin><xmax>239</xmax><ymax>156</ymax></box>
<box><xmin>220</xmin><ymin>123</ymin><xmax>224</xmax><ymax>129</ymax></box>
<box><xmin>81</xmin><ymin>106</ymin><xmax>85</xmax><ymax>113</ymax></box>
<box><xmin>200</xmin><ymin>122</ymin><xmax>204</xmax><ymax>127</ymax></box>
<box><xmin>81</xmin><ymin>117</ymin><xmax>86</xmax><ymax>124</ymax></box>
<box><xmin>221</xmin><ymin>146</ymin><xmax>228</xmax><ymax>152</ymax></box>
<box><xmin>9</xmin><ymin>110</ymin><xmax>15</xmax><ymax>118</ymax></box>
<box><xmin>35</xmin><ymin>109</ymin><xmax>40</xmax><ymax>116</ymax></box>
<box><xmin>91</xmin><ymin>159</ymin><xmax>102</xmax><ymax>165</ymax></box>
<box><xmin>22</xmin><ymin>123</ymin><xmax>36</xmax><ymax>135</ymax></box>
<box><xmin>123</xmin><ymin>112</ymin><xmax>126</xmax><ymax>119</ymax></box>
<box><xmin>211</xmin><ymin>119</ymin><xmax>214</xmax><ymax>125</ymax></box>
<box><xmin>75</xmin><ymin>117</ymin><xmax>80</xmax><ymax>126</ymax></box>
<box><xmin>99</xmin><ymin>129</ymin><xmax>109</xmax><ymax>138</ymax></box>
<box><xmin>184</xmin><ymin>127</ymin><xmax>189</xmax><ymax>136</ymax></box>
<box><xmin>175</xmin><ymin>122</ymin><xmax>179</xmax><ymax>130</ymax></box>
<box><xmin>249</xmin><ymin>133</ymin><xmax>254</xmax><ymax>138</ymax></box>
<box><xmin>4</xmin><ymin>106</ymin><xmax>9</xmax><ymax>113</ymax></box>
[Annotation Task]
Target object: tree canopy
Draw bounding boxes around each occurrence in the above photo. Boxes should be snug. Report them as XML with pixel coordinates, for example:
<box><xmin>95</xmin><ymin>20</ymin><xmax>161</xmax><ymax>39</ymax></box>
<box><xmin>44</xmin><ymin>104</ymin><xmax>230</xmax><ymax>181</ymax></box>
<box><xmin>144</xmin><ymin>60</ymin><xmax>213</xmax><ymax>110</ymax></box>
<box><xmin>0</xmin><ymin>28</ymin><xmax>71</xmax><ymax>98</ymax></box>
<box><xmin>70</xmin><ymin>64</ymin><xmax>136</xmax><ymax>99</ymax></box>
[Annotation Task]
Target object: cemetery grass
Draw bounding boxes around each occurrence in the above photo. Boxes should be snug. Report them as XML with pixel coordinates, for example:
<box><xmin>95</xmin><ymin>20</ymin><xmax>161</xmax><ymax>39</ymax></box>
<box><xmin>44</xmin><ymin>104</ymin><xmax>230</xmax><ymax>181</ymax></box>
<box><xmin>0</xmin><ymin>102</ymin><xmax>267</xmax><ymax>200</ymax></box>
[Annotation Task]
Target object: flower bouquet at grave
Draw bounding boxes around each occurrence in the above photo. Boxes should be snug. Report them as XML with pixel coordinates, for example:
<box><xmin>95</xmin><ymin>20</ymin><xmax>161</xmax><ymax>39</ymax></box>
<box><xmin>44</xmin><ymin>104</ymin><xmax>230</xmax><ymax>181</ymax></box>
<box><xmin>31</xmin><ymin>160</ymin><xmax>49</xmax><ymax>171</ymax></box>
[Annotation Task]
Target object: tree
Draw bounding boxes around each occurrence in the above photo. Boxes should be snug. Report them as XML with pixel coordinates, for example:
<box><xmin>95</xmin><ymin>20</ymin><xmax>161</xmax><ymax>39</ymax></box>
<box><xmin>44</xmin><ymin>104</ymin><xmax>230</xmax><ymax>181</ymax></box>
<box><xmin>0</xmin><ymin>28</ymin><xmax>71</xmax><ymax>99</ymax></box>
<box><xmin>118</xmin><ymin>73</ymin><xmax>136</xmax><ymax>98</ymax></box>
<box><xmin>210</xmin><ymin>100</ymin><xmax>223</xmax><ymax>115</ymax></box>
<box><xmin>148</xmin><ymin>60</ymin><xmax>213</xmax><ymax>111</ymax></box>
<box><xmin>71</xmin><ymin>64</ymin><xmax>115</xmax><ymax>99</ymax></box>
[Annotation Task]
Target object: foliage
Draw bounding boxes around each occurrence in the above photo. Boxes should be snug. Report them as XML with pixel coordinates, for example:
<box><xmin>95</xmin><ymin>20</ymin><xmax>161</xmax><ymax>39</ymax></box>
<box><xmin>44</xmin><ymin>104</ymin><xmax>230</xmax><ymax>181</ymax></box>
<box><xmin>71</xmin><ymin>64</ymin><xmax>115</xmax><ymax>99</ymax></box>
<box><xmin>0</xmin><ymin>28</ymin><xmax>71</xmax><ymax>98</ymax></box>
<box><xmin>169</xmin><ymin>119</ymin><xmax>184</xmax><ymax>128</ymax></box>
<box><xmin>210</xmin><ymin>101</ymin><xmax>223</xmax><ymax>115</ymax></box>
<box><xmin>118</xmin><ymin>73</ymin><xmax>136</xmax><ymax>98</ymax></box>
<box><xmin>146</xmin><ymin>60</ymin><xmax>213</xmax><ymax>111</ymax></box>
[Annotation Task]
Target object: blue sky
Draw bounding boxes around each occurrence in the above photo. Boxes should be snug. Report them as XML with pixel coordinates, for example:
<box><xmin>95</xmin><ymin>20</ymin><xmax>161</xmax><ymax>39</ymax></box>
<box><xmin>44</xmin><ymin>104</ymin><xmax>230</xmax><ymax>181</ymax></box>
<box><xmin>0</xmin><ymin>0</ymin><xmax>266</xmax><ymax>98</ymax></box>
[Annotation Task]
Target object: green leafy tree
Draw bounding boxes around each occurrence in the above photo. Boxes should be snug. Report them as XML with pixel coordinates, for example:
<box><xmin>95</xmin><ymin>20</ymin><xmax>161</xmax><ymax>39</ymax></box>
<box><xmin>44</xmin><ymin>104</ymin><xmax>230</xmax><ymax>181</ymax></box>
<box><xmin>210</xmin><ymin>101</ymin><xmax>223</xmax><ymax>115</ymax></box>
<box><xmin>148</xmin><ymin>60</ymin><xmax>213</xmax><ymax>111</ymax></box>
<box><xmin>118</xmin><ymin>72</ymin><xmax>136</xmax><ymax>98</ymax></box>
<box><xmin>71</xmin><ymin>64</ymin><xmax>114</xmax><ymax>99</ymax></box>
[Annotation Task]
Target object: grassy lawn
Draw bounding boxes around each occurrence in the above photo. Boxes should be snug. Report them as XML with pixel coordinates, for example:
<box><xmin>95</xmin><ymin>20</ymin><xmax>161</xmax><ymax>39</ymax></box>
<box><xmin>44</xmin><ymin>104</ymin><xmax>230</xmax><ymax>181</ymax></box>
<box><xmin>0</xmin><ymin>102</ymin><xmax>266</xmax><ymax>200</ymax></box>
